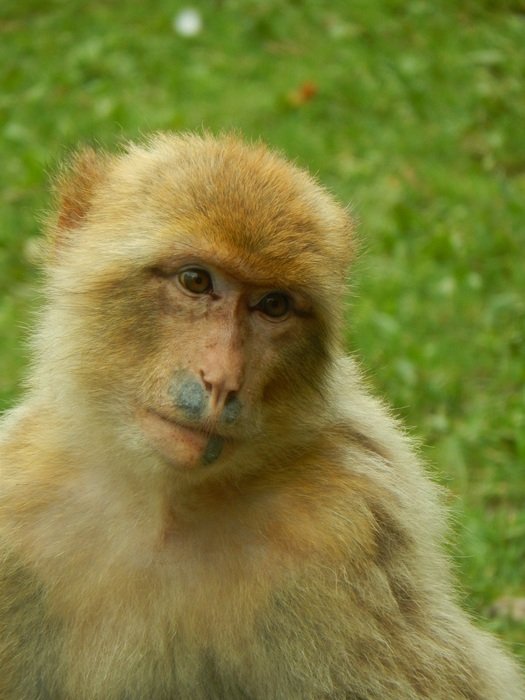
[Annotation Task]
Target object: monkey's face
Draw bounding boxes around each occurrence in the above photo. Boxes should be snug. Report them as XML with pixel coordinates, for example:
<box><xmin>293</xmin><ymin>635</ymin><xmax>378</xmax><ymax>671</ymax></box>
<box><xmin>63</xmin><ymin>244</ymin><xmax>332</xmax><ymax>474</ymax></box>
<box><xmin>130</xmin><ymin>258</ymin><xmax>320</xmax><ymax>471</ymax></box>
<box><xmin>43</xmin><ymin>134</ymin><xmax>353</xmax><ymax>475</ymax></box>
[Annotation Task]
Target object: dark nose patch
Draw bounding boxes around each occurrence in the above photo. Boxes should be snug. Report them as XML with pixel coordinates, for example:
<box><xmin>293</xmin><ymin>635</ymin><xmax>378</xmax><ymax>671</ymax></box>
<box><xmin>170</xmin><ymin>374</ymin><xmax>206</xmax><ymax>419</ymax></box>
<box><xmin>222</xmin><ymin>396</ymin><xmax>242</xmax><ymax>425</ymax></box>
<box><xmin>202</xmin><ymin>436</ymin><xmax>224</xmax><ymax>465</ymax></box>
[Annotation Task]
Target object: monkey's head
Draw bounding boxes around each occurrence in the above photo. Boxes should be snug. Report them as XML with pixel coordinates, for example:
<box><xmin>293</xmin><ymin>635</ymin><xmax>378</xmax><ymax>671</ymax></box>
<box><xmin>37</xmin><ymin>134</ymin><xmax>354</xmax><ymax>477</ymax></box>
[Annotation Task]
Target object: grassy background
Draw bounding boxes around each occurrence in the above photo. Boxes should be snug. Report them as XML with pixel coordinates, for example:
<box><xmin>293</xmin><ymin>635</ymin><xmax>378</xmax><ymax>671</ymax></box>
<box><xmin>1</xmin><ymin>0</ymin><xmax>524</xmax><ymax>659</ymax></box>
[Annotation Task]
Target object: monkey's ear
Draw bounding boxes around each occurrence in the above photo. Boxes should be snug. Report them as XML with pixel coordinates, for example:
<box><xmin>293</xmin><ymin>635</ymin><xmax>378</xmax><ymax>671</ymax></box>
<box><xmin>47</xmin><ymin>148</ymin><xmax>109</xmax><ymax>248</ymax></box>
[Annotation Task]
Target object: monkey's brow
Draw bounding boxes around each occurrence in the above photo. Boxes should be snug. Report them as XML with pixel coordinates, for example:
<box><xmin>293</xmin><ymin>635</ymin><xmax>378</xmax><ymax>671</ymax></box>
<box><xmin>153</xmin><ymin>241</ymin><xmax>307</xmax><ymax>293</ymax></box>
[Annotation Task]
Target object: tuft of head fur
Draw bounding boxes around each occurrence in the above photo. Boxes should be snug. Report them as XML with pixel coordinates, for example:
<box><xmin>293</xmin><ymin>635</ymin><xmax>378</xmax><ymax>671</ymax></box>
<box><xmin>46</xmin><ymin>133</ymin><xmax>355</xmax><ymax>311</ymax></box>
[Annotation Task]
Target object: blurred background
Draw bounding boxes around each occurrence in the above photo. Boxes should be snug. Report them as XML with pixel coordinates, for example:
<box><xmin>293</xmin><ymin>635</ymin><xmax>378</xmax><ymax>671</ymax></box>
<box><xmin>1</xmin><ymin>0</ymin><xmax>524</xmax><ymax>657</ymax></box>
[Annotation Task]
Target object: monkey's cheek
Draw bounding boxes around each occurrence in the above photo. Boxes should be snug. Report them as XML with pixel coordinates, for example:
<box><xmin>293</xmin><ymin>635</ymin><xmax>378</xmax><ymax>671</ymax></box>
<box><xmin>137</xmin><ymin>410</ymin><xmax>211</xmax><ymax>470</ymax></box>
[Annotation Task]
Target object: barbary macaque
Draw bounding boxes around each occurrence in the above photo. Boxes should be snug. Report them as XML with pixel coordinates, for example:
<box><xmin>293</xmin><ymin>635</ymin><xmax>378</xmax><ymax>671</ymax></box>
<box><xmin>0</xmin><ymin>133</ymin><xmax>523</xmax><ymax>699</ymax></box>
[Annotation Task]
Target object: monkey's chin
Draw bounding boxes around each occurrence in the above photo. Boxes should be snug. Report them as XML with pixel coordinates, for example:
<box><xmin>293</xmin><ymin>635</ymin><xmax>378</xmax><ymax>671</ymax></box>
<box><xmin>138</xmin><ymin>409</ymin><xmax>221</xmax><ymax>471</ymax></box>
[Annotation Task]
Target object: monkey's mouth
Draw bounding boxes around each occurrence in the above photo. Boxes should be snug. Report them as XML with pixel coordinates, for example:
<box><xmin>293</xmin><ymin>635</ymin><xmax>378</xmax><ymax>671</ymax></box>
<box><xmin>138</xmin><ymin>408</ymin><xmax>225</xmax><ymax>468</ymax></box>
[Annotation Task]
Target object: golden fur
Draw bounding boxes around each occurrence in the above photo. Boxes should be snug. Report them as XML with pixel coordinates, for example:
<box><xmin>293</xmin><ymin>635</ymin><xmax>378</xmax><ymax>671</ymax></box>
<box><xmin>0</xmin><ymin>133</ymin><xmax>523</xmax><ymax>699</ymax></box>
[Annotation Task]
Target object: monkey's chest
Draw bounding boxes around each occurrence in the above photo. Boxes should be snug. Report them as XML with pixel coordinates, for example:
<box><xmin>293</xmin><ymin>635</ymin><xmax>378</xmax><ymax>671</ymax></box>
<box><xmin>52</xmin><ymin>533</ymin><xmax>282</xmax><ymax>699</ymax></box>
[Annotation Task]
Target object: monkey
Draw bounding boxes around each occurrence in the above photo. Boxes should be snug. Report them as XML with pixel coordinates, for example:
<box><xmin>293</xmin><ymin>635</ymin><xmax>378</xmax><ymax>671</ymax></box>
<box><xmin>0</xmin><ymin>132</ymin><xmax>523</xmax><ymax>700</ymax></box>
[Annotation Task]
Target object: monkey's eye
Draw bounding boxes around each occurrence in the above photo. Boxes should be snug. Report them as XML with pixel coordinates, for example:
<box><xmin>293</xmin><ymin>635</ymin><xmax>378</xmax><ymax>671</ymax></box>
<box><xmin>178</xmin><ymin>268</ymin><xmax>213</xmax><ymax>295</ymax></box>
<box><xmin>255</xmin><ymin>292</ymin><xmax>291</xmax><ymax>320</ymax></box>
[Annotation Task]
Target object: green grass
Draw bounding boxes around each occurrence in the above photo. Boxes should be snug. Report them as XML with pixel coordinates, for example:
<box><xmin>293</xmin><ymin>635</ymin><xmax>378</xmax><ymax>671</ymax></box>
<box><xmin>1</xmin><ymin>0</ymin><xmax>524</xmax><ymax>658</ymax></box>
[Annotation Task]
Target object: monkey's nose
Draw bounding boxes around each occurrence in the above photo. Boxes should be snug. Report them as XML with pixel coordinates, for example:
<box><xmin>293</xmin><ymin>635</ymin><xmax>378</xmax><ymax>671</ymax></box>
<box><xmin>201</xmin><ymin>375</ymin><xmax>242</xmax><ymax>424</ymax></box>
<box><xmin>170</xmin><ymin>372</ymin><xmax>242</xmax><ymax>425</ymax></box>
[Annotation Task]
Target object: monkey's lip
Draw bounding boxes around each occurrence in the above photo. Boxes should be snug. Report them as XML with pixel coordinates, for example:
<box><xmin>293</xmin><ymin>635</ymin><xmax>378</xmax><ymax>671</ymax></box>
<box><xmin>145</xmin><ymin>408</ymin><xmax>210</xmax><ymax>442</ymax></box>
<box><xmin>138</xmin><ymin>408</ymin><xmax>214</xmax><ymax>469</ymax></box>
<box><xmin>147</xmin><ymin>409</ymin><xmax>204</xmax><ymax>433</ymax></box>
